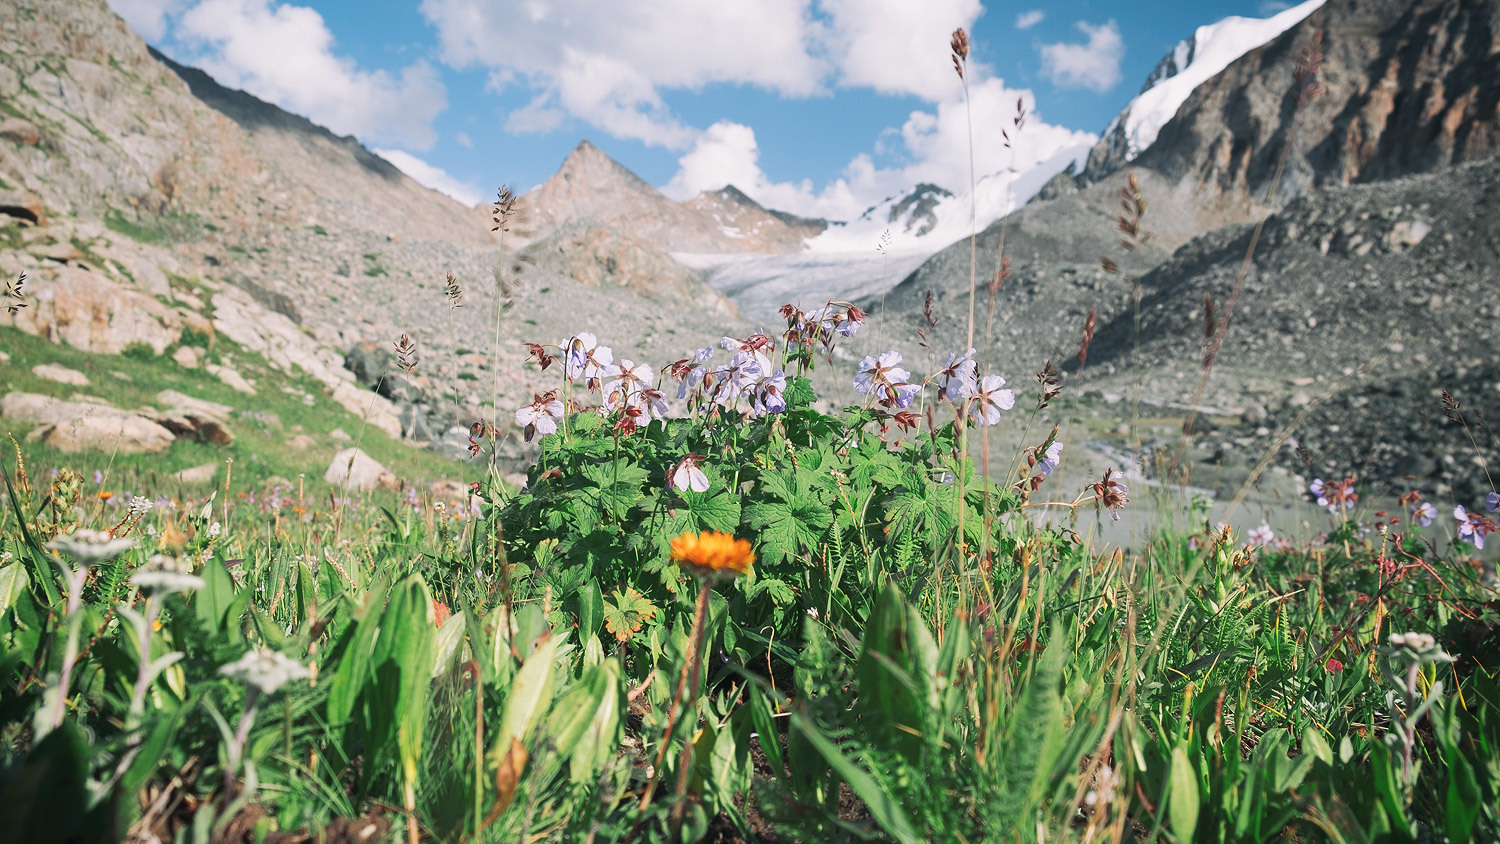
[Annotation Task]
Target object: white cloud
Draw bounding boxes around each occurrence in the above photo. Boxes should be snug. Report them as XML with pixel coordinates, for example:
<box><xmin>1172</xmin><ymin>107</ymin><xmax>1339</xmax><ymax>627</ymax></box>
<box><xmin>1014</xmin><ymin>10</ymin><xmax>1044</xmax><ymax>30</ymax></box>
<box><xmin>375</xmin><ymin>148</ymin><xmax>484</xmax><ymax>207</ymax></box>
<box><xmin>1258</xmin><ymin>1</ymin><xmax>1293</xmax><ymax>13</ymax></box>
<box><xmin>420</xmin><ymin>0</ymin><xmax>827</xmax><ymax>148</ymax></box>
<box><xmin>1040</xmin><ymin>21</ymin><xmax>1125</xmax><ymax>93</ymax></box>
<box><xmin>168</xmin><ymin>0</ymin><xmax>447</xmax><ymax>150</ymax></box>
<box><xmin>456</xmin><ymin>131</ymin><xmax>473</xmax><ymax>149</ymax></box>
<box><xmin>662</xmin><ymin>73</ymin><xmax>1097</xmax><ymax>228</ymax></box>
<box><xmin>107</xmin><ymin>0</ymin><xmax>187</xmax><ymax>41</ymax></box>
<box><xmin>819</xmin><ymin>0</ymin><xmax>984</xmax><ymax>101</ymax></box>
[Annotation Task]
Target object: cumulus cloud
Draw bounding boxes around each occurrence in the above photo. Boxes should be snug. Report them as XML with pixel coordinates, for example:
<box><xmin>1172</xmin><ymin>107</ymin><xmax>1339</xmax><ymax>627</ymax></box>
<box><xmin>819</xmin><ymin>0</ymin><xmax>984</xmax><ymax>100</ymax></box>
<box><xmin>107</xmin><ymin>0</ymin><xmax>188</xmax><ymax>41</ymax></box>
<box><xmin>375</xmin><ymin>148</ymin><xmax>484</xmax><ymax>207</ymax></box>
<box><xmin>160</xmin><ymin>0</ymin><xmax>447</xmax><ymax>150</ymax></box>
<box><xmin>1040</xmin><ymin>21</ymin><xmax>1125</xmax><ymax>93</ymax></box>
<box><xmin>420</xmin><ymin>0</ymin><xmax>827</xmax><ymax>148</ymax></box>
<box><xmin>662</xmin><ymin>75</ymin><xmax>1097</xmax><ymax>226</ymax></box>
<box><xmin>1014</xmin><ymin>10</ymin><xmax>1044</xmax><ymax>30</ymax></box>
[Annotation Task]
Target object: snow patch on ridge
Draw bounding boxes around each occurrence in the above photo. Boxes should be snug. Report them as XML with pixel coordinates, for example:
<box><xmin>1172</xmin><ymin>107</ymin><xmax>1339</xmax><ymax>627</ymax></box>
<box><xmin>1110</xmin><ymin>0</ymin><xmax>1325</xmax><ymax>162</ymax></box>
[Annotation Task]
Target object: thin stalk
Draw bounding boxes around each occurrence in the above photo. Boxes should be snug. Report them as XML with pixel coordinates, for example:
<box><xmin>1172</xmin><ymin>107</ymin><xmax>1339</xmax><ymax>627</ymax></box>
<box><xmin>635</xmin><ymin>580</ymin><xmax>710</xmax><ymax>827</ymax></box>
<box><xmin>669</xmin><ymin>581</ymin><xmax>714</xmax><ymax>837</ymax></box>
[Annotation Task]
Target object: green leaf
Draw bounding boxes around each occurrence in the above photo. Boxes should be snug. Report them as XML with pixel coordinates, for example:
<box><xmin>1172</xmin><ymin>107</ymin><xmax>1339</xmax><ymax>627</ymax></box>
<box><xmin>326</xmin><ymin>573</ymin><xmax>392</xmax><ymax>727</ymax></box>
<box><xmin>575</xmin><ymin>581</ymin><xmax>603</xmax><ymax>641</ymax></box>
<box><xmin>544</xmin><ymin>658</ymin><xmax>623</xmax><ymax>782</ymax></box>
<box><xmin>750</xmin><ymin>685</ymin><xmax>785</xmax><ymax>783</ymax></box>
<box><xmin>1169</xmin><ymin>745</ymin><xmax>1201</xmax><ymax>841</ymax></box>
<box><xmin>495</xmin><ymin>633</ymin><xmax>567</xmax><ymax>756</ymax></box>
<box><xmin>855</xmin><ymin>585</ymin><xmax>925</xmax><ymax>765</ymax></box>
<box><xmin>680</xmin><ymin>487</ymin><xmax>741</xmax><ymax>534</ymax></box>
<box><xmin>995</xmin><ymin>621</ymin><xmax>1068</xmax><ymax>824</ymax></box>
<box><xmin>745</xmin><ymin>576</ymin><xmax>795</xmax><ymax>607</ymax></box>
<box><xmin>789</xmin><ymin>711</ymin><xmax>921</xmax><ymax>844</ymax></box>
<box><xmin>194</xmin><ymin>559</ymin><xmax>236</xmax><ymax>633</ymax></box>
<box><xmin>431</xmin><ymin>611</ymin><xmax>467</xmax><ymax>679</ymax></box>
<box><xmin>0</xmin><ymin>563</ymin><xmax>29</xmax><ymax>616</ymax></box>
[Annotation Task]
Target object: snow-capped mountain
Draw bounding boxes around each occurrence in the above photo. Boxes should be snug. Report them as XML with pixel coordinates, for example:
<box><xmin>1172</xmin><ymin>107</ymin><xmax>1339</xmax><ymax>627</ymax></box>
<box><xmin>1085</xmin><ymin>0</ymin><xmax>1326</xmax><ymax>177</ymax></box>
<box><xmin>805</xmin><ymin>140</ymin><xmax>1095</xmax><ymax>256</ymax></box>
<box><xmin>683</xmin><ymin>0</ymin><xmax>1335</xmax><ymax>319</ymax></box>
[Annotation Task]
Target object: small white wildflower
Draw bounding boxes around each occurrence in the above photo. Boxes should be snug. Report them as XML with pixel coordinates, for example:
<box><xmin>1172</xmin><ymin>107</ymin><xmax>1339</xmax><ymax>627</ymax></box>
<box><xmin>0</xmin><ymin>551</ymin><xmax>12</xmax><ymax>563</ymax></box>
<box><xmin>131</xmin><ymin>555</ymin><xmax>205</xmax><ymax>597</ymax></box>
<box><xmin>128</xmin><ymin>496</ymin><xmax>153</xmax><ymax>518</ymax></box>
<box><xmin>207</xmin><ymin>521</ymin><xmax>222</xmax><ymax>538</ymax></box>
<box><xmin>219</xmin><ymin>649</ymin><xmax>310</xmax><ymax>695</ymax></box>
<box><xmin>46</xmin><ymin>529</ymin><xmax>137</xmax><ymax>565</ymax></box>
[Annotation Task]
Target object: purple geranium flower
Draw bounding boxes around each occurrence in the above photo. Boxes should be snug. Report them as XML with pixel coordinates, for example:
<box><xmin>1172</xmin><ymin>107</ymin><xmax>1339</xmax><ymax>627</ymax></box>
<box><xmin>1409</xmin><ymin>500</ymin><xmax>1437</xmax><ymax>527</ymax></box>
<box><xmin>936</xmin><ymin>348</ymin><xmax>978</xmax><ymax>402</ymax></box>
<box><xmin>1455</xmin><ymin>505</ymin><xmax>1496</xmax><ymax>550</ymax></box>
<box><xmin>1037</xmin><ymin>441</ymin><xmax>1063</xmax><ymax>477</ymax></box>
<box><xmin>854</xmin><ymin>350</ymin><xmax>910</xmax><ymax>396</ymax></box>
<box><xmin>968</xmin><ymin>374</ymin><xmax>1016</xmax><ymax>427</ymax></box>
<box><xmin>563</xmin><ymin>332</ymin><xmax>613</xmax><ymax>383</ymax></box>
<box><xmin>1487</xmin><ymin>491</ymin><xmax>1499</xmax><ymax>513</ymax></box>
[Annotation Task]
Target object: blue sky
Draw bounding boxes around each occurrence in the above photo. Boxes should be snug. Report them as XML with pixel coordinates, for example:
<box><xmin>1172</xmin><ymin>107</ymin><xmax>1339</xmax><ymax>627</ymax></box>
<box><xmin>111</xmin><ymin>0</ymin><xmax>1300</xmax><ymax>216</ymax></box>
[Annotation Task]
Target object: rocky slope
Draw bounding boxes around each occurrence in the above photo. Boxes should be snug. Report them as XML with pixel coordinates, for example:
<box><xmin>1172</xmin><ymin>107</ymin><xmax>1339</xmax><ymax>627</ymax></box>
<box><xmin>879</xmin><ymin>0</ymin><xmax>1500</xmax><ymax>373</ymax></box>
<box><xmin>0</xmin><ymin>0</ymin><xmax>754</xmax><ymax>479</ymax></box>
<box><xmin>856</xmin><ymin>0</ymin><xmax>1500</xmax><ymax>506</ymax></box>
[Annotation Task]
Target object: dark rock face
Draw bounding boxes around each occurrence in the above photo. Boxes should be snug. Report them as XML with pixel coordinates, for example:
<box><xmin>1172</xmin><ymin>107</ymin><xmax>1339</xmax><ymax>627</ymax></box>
<box><xmin>1082</xmin><ymin>0</ymin><xmax>1500</xmax><ymax>204</ymax></box>
<box><xmin>888</xmin><ymin>184</ymin><xmax>954</xmax><ymax>237</ymax></box>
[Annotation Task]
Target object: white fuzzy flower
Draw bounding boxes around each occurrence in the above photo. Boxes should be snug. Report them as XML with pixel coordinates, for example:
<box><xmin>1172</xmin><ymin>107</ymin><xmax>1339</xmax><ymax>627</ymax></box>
<box><xmin>219</xmin><ymin>649</ymin><xmax>310</xmax><ymax>695</ymax></box>
<box><xmin>46</xmin><ymin>529</ymin><xmax>137</xmax><ymax>565</ymax></box>
<box><xmin>131</xmin><ymin>555</ymin><xmax>205</xmax><ymax>597</ymax></box>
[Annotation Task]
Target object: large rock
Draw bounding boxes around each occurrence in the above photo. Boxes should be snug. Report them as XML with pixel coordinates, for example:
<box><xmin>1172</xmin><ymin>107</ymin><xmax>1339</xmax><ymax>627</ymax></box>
<box><xmin>2</xmin><ymin>392</ymin><xmax>174</xmax><ymax>454</ymax></box>
<box><xmin>324</xmin><ymin>447</ymin><xmax>398</xmax><ymax>492</ymax></box>
<box><xmin>143</xmin><ymin>408</ymin><xmax>234</xmax><ymax>445</ymax></box>
<box><xmin>155</xmin><ymin>390</ymin><xmax>233</xmax><ymax>420</ymax></box>
<box><xmin>32</xmin><ymin>363</ymin><xmax>90</xmax><ymax>386</ymax></box>
<box><xmin>1</xmin><ymin>266</ymin><xmax>184</xmax><ymax>354</ymax></box>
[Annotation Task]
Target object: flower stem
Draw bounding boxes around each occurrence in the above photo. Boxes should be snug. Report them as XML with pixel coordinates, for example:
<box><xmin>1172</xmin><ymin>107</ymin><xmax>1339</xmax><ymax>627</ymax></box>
<box><xmin>636</xmin><ymin>580</ymin><xmax>711</xmax><ymax>826</ymax></box>
<box><xmin>225</xmin><ymin>687</ymin><xmax>262</xmax><ymax>794</ymax></box>
<box><xmin>669</xmin><ymin>581</ymin><xmax>713</xmax><ymax>837</ymax></box>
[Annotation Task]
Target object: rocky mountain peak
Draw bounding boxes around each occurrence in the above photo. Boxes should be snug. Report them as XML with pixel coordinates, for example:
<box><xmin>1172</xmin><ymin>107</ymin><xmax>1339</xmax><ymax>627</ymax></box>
<box><xmin>520</xmin><ymin>143</ymin><xmax>810</xmax><ymax>255</ymax></box>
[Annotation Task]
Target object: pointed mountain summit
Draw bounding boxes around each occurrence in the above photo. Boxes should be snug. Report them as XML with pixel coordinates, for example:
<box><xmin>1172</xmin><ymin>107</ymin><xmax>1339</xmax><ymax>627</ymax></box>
<box><xmin>681</xmin><ymin>184</ymin><xmax>825</xmax><ymax>253</ymax></box>
<box><xmin>520</xmin><ymin>141</ymin><xmax>809</xmax><ymax>254</ymax></box>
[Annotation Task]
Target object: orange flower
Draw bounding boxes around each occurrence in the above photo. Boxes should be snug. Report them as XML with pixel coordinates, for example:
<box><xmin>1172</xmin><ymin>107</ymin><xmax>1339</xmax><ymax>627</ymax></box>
<box><xmin>670</xmin><ymin>530</ymin><xmax>754</xmax><ymax>578</ymax></box>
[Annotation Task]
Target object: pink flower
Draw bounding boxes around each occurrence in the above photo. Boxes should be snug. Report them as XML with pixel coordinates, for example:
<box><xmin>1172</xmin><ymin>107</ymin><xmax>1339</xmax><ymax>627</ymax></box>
<box><xmin>668</xmin><ymin>455</ymin><xmax>710</xmax><ymax>494</ymax></box>
<box><xmin>1247</xmin><ymin>524</ymin><xmax>1274</xmax><ymax>547</ymax></box>
<box><xmin>602</xmin><ymin>359</ymin><xmax>655</xmax><ymax>410</ymax></box>
<box><xmin>514</xmin><ymin>392</ymin><xmax>564</xmax><ymax>442</ymax></box>
<box><xmin>968</xmin><ymin>374</ymin><xmax>1015</xmax><ymax>427</ymax></box>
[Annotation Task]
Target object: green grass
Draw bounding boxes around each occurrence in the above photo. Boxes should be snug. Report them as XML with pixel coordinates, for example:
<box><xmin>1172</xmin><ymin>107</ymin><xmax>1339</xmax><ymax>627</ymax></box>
<box><xmin>103</xmin><ymin>207</ymin><xmax>204</xmax><ymax>246</ymax></box>
<box><xmin>0</xmin><ymin>326</ymin><xmax>466</xmax><ymax>491</ymax></box>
